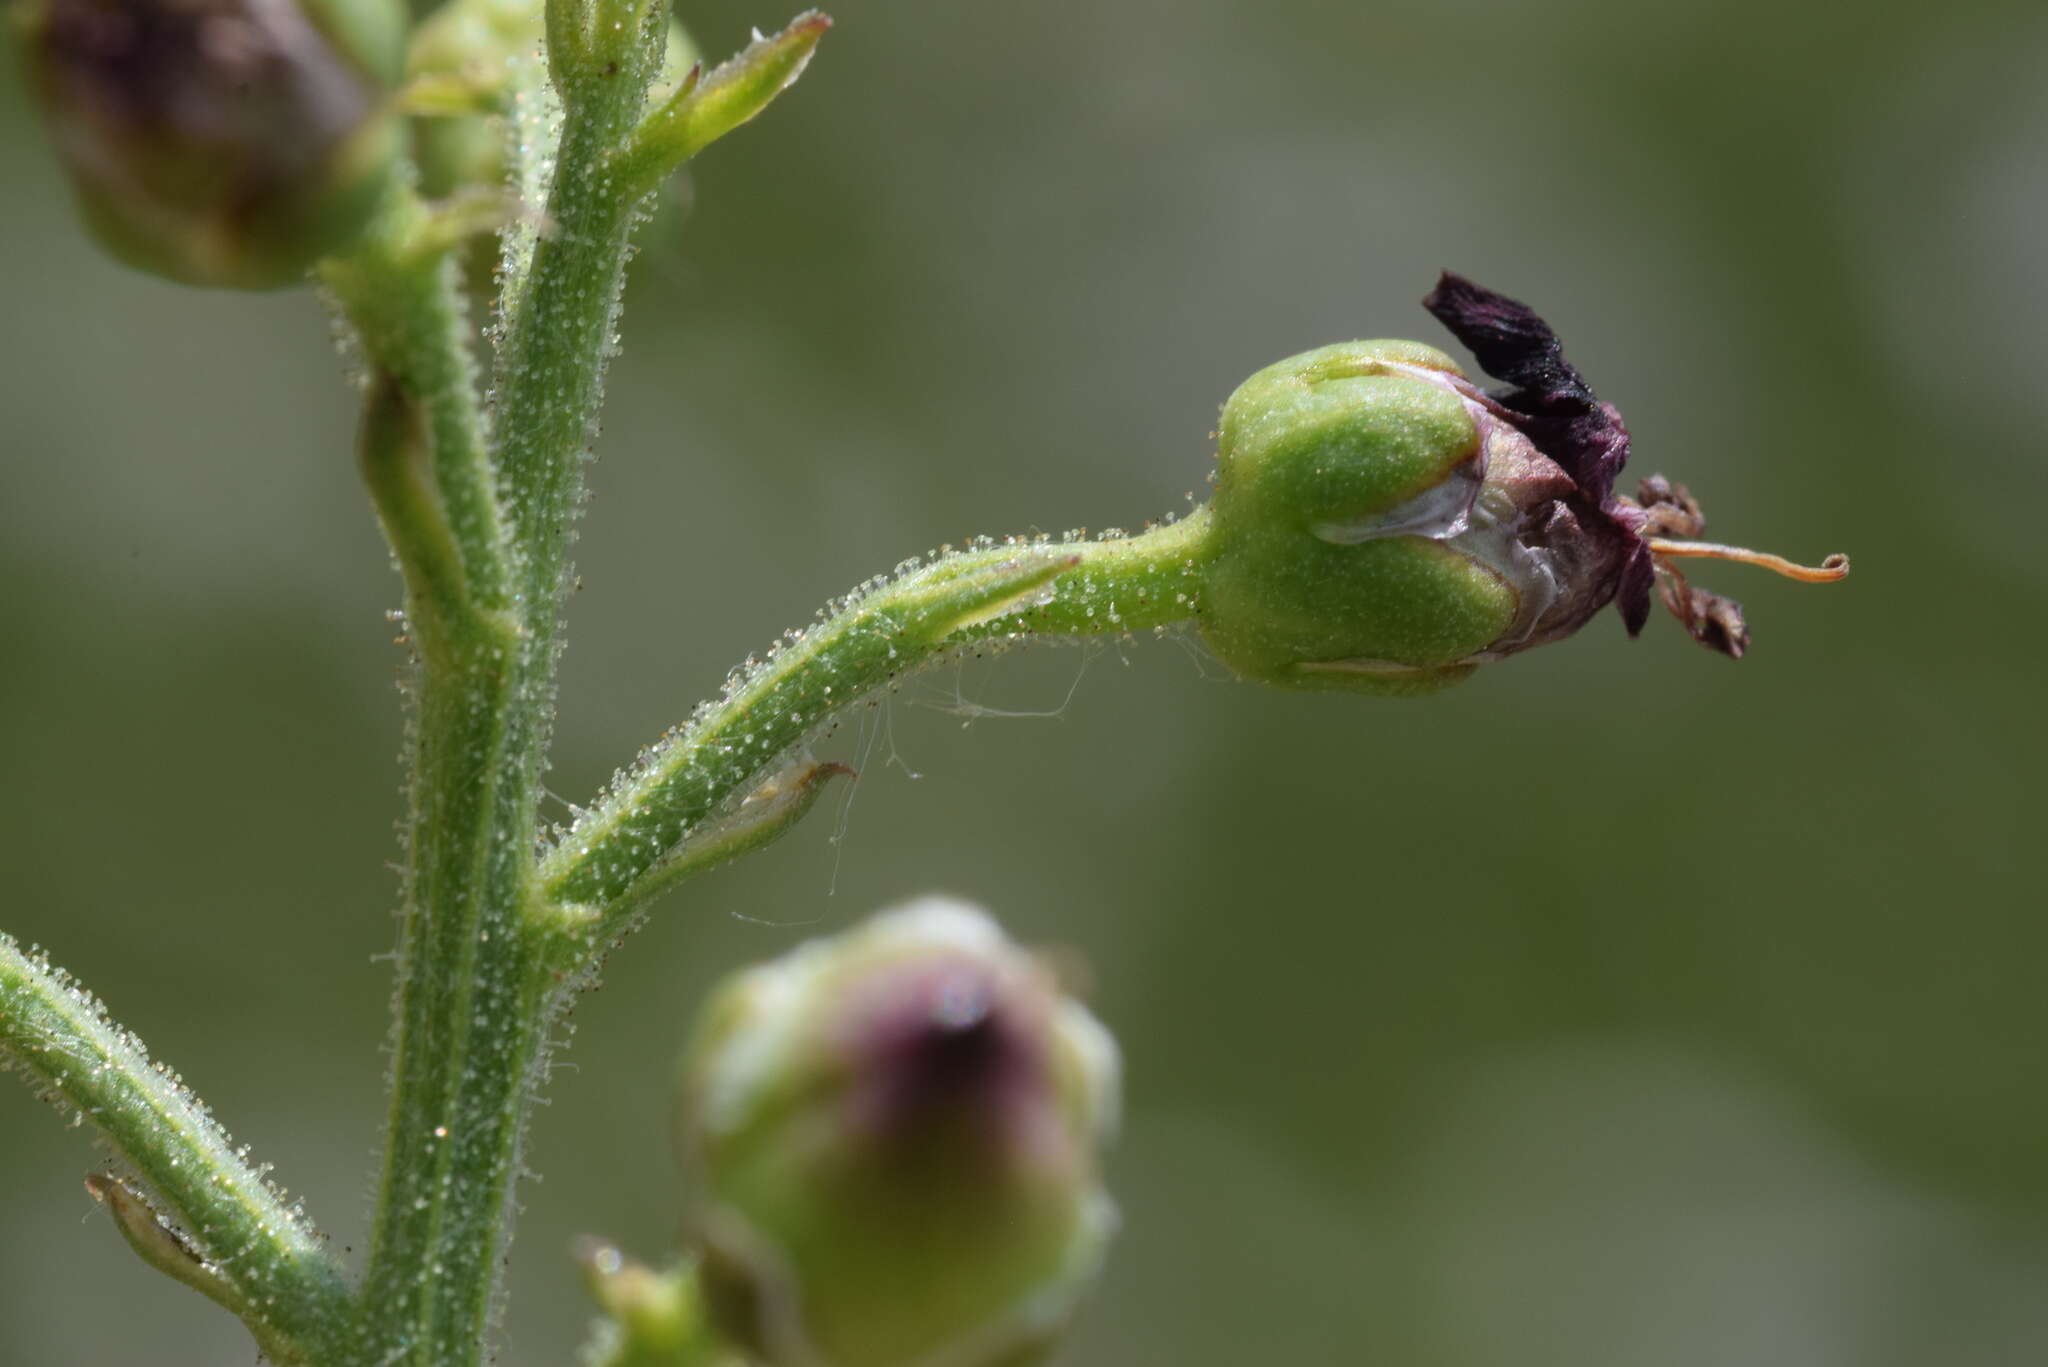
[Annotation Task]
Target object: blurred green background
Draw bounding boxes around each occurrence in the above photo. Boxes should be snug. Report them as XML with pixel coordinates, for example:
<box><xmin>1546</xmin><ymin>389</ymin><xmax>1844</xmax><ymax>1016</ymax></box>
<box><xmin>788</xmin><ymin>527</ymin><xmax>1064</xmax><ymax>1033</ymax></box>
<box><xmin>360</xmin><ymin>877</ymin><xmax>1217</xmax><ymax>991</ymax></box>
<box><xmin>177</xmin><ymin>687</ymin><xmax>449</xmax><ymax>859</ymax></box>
<box><xmin>4</xmin><ymin>0</ymin><xmax>2044</xmax><ymax>1361</ymax></box>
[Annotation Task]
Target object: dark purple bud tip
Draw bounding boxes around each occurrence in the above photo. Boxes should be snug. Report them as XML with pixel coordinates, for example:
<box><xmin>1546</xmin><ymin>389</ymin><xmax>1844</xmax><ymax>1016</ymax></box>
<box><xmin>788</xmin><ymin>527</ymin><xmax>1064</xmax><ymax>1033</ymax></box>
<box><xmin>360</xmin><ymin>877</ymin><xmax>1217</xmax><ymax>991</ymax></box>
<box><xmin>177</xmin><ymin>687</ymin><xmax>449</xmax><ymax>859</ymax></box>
<box><xmin>837</xmin><ymin>959</ymin><xmax>1062</xmax><ymax>1169</ymax></box>
<box><xmin>1423</xmin><ymin>273</ymin><xmax>1849</xmax><ymax>657</ymax></box>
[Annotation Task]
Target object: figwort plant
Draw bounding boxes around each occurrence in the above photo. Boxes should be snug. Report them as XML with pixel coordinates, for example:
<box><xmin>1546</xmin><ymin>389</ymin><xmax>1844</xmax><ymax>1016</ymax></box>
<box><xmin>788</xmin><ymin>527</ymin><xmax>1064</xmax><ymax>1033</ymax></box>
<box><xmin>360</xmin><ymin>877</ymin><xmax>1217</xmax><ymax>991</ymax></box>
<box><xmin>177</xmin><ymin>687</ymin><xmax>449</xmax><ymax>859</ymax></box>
<box><xmin>1</xmin><ymin>0</ymin><xmax>1849</xmax><ymax>1362</ymax></box>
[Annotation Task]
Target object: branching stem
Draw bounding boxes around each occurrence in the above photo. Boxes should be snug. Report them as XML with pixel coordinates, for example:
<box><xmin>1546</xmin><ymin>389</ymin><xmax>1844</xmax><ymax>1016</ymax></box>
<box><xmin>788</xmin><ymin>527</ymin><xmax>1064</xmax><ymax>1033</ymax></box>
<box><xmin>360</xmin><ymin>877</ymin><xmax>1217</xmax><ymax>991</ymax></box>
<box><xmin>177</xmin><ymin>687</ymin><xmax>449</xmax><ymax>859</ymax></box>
<box><xmin>317</xmin><ymin>186</ymin><xmax>512</xmax><ymax>613</ymax></box>
<box><xmin>0</xmin><ymin>935</ymin><xmax>356</xmax><ymax>1363</ymax></box>
<box><xmin>355</xmin><ymin>18</ymin><xmax>668</xmax><ymax>1365</ymax></box>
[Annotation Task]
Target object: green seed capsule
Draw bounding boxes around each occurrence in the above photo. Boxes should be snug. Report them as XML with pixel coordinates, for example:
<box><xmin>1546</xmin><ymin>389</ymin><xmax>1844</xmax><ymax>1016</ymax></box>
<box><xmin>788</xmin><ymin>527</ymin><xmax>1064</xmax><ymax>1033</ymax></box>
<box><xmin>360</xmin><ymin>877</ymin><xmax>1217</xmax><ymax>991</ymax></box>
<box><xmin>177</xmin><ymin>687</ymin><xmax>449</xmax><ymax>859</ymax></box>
<box><xmin>18</xmin><ymin>0</ymin><xmax>405</xmax><ymax>289</ymax></box>
<box><xmin>679</xmin><ymin>899</ymin><xmax>1119</xmax><ymax>1367</ymax></box>
<box><xmin>1201</xmin><ymin>340</ymin><xmax>1526</xmax><ymax>696</ymax></box>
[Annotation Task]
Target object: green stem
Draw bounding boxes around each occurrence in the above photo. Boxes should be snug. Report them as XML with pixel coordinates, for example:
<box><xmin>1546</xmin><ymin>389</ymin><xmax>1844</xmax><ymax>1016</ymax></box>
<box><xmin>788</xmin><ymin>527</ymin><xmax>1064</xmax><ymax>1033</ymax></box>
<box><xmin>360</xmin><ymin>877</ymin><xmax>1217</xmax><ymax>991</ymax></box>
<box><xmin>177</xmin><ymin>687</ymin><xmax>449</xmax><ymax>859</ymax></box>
<box><xmin>537</xmin><ymin>511</ymin><xmax>1215</xmax><ymax>945</ymax></box>
<box><xmin>329</xmin><ymin>184</ymin><xmax>543</xmax><ymax>1367</ymax></box>
<box><xmin>319</xmin><ymin>186</ymin><xmax>511</xmax><ymax>613</ymax></box>
<box><xmin>357</xmin><ymin>624</ymin><xmax>539</xmax><ymax>1366</ymax></box>
<box><xmin>358</xmin><ymin>21</ymin><xmax>665</xmax><ymax>1365</ymax></box>
<box><xmin>0</xmin><ymin>934</ymin><xmax>356</xmax><ymax>1362</ymax></box>
<box><xmin>493</xmin><ymin>79</ymin><xmax>653</xmax><ymax>629</ymax></box>
<box><xmin>334</xmin><ymin>7</ymin><xmax>826</xmax><ymax>1357</ymax></box>
<box><xmin>356</xmin><ymin>373</ymin><xmax>483</xmax><ymax>661</ymax></box>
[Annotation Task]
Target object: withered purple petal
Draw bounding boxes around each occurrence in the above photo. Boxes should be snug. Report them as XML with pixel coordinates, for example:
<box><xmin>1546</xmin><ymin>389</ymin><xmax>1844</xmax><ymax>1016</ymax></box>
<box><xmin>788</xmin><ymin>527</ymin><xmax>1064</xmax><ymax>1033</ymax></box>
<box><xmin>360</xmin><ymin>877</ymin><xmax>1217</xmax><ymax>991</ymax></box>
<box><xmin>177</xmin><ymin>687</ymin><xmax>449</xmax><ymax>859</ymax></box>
<box><xmin>1421</xmin><ymin>271</ymin><xmax>1595</xmax><ymax>407</ymax></box>
<box><xmin>1617</xmin><ymin>541</ymin><xmax>1656</xmax><ymax>637</ymax></box>
<box><xmin>1422</xmin><ymin>272</ymin><xmax>1633</xmax><ymax>505</ymax></box>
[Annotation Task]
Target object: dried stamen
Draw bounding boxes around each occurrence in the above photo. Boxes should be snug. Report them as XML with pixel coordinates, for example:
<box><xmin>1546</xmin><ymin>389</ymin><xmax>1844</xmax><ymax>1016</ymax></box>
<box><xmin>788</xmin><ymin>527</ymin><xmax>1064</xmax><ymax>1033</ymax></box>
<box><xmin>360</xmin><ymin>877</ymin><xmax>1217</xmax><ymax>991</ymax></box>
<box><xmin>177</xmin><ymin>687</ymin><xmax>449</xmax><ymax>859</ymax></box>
<box><xmin>1646</xmin><ymin>539</ymin><xmax>1850</xmax><ymax>584</ymax></box>
<box><xmin>1631</xmin><ymin>475</ymin><xmax>1707</xmax><ymax>538</ymax></box>
<box><xmin>1653</xmin><ymin>559</ymin><xmax>1750</xmax><ymax>658</ymax></box>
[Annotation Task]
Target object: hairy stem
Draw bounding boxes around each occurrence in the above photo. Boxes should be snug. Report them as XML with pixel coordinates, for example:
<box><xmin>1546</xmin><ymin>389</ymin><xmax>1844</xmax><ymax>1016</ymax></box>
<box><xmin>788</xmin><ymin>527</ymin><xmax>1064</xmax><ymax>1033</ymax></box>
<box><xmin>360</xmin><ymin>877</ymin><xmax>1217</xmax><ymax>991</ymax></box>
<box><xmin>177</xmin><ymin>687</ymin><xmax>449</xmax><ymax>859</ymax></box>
<box><xmin>358</xmin><ymin>624</ymin><xmax>540</xmax><ymax>1365</ymax></box>
<box><xmin>329</xmin><ymin>7</ymin><xmax>827</xmax><ymax>1357</ymax></box>
<box><xmin>537</xmin><ymin>511</ymin><xmax>1214</xmax><ymax>946</ymax></box>
<box><xmin>319</xmin><ymin>186</ymin><xmax>511</xmax><ymax>613</ymax></box>
<box><xmin>325</xmin><ymin>173</ymin><xmax>545</xmax><ymax>1367</ymax></box>
<box><xmin>356</xmin><ymin>374</ymin><xmax>487</xmax><ymax>660</ymax></box>
<box><xmin>0</xmin><ymin>935</ymin><xmax>355</xmax><ymax>1362</ymax></box>
<box><xmin>357</xmin><ymin>16</ymin><xmax>666</xmax><ymax>1364</ymax></box>
<box><xmin>493</xmin><ymin>74</ymin><xmax>654</xmax><ymax>633</ymax></box>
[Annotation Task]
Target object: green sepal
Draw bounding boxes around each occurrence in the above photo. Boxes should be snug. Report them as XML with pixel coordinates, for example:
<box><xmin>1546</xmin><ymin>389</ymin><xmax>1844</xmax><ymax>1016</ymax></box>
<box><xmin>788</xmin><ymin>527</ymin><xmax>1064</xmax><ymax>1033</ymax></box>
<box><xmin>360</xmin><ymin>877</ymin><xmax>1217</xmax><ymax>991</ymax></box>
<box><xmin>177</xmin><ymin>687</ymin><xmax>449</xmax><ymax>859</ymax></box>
<box><xmin>1202</xmin><ymin>532</ymin><xmax>1513</xmax><ymax>685</ymax></box>
<box><xmin>1215</xmin><ymin>340</ymin><xmax>1476</xmax><ymax>536</ymax></box>
<box><xmin>1199</xmin><ymin>339</ymin><xmax>1518</xmax><ymax>693</ymax></box>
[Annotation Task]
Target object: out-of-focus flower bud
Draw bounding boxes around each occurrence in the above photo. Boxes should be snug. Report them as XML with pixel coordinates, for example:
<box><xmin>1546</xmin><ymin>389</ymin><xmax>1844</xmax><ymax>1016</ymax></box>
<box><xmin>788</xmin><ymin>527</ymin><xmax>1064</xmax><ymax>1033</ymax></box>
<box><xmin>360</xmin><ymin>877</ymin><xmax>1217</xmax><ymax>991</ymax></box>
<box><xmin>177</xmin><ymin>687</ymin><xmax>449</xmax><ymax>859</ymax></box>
<box><xmin>402</xmin><ymin>0</ymin><xmax>540</xmax><ymax>200</ymax></box>
<box><xmin>1198</xmin><ymin>274</ymin><xmax>1847</xmax><ymax>694</ymax></box>
<box><xmin>679</xmin><ymin>898</ymin><xmax>1118</xmax><ymax>1367</ymax></box>
<box><xmin>18</xmin><ymin>0</ymin><xmax>406</xmax><ymax>289</ymax></box>
<box><xmin>573</xmin><ymin>1239</ymin><xmax>725</xmax><ymax>1367</ymax></box>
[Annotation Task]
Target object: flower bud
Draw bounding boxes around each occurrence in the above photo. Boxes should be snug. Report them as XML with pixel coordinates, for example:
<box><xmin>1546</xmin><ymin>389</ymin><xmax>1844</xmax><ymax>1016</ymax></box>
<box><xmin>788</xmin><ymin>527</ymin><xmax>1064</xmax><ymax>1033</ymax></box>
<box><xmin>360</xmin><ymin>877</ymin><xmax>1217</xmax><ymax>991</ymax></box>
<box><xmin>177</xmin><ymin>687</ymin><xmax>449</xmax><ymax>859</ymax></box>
<box><xmin>18</xmin><ymin>0</ymin><xmax>405</xmax><ymax>289</ymax></box>
<box><xmin>574</xmin><ymin>1239</ymin><xmax>719</xmax><ymax>1367</ymax></box>
<box><xmin>402</xmin><ymin>0</ymin><xmax>541</xmax><ymax>200</ymax></box>
<box><xmin>679</xmin><ymin>898</ymin><xmax>1119</xmax><ymax>1367</ymax></box>
<box><xmin>1198</xmin><ymin>274</ymin><xmax>1847</xmax><ymax>693</ymax></box>
<box><xmin>404</xmin><ymin>0</ymin><xmax>701</xmax><ymax>198</ymax></box>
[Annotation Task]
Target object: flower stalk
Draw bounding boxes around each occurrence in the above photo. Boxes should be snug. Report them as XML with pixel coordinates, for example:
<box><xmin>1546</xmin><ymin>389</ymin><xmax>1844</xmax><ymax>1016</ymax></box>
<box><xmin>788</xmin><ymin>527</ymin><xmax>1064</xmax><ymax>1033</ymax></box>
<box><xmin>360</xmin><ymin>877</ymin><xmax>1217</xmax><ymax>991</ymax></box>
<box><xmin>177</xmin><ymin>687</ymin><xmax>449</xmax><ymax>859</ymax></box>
<box><xmin>534</xmin><ymin>512</ymin><xmax>1213</xmax><ymax>948</ymax></box>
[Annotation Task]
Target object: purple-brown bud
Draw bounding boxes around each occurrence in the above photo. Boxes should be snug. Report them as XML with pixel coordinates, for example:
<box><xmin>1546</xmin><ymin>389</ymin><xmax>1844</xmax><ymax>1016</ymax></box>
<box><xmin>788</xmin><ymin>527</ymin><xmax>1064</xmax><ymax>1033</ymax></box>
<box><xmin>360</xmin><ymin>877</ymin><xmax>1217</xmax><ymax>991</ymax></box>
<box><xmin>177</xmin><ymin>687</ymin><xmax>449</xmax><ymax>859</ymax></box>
<box><xmin>18</xmin><ymin>0</ymin><xmax>404</xmax><ymax>289</ymax></box>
